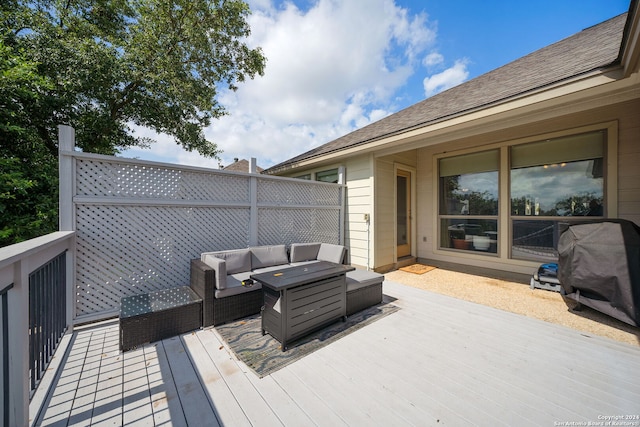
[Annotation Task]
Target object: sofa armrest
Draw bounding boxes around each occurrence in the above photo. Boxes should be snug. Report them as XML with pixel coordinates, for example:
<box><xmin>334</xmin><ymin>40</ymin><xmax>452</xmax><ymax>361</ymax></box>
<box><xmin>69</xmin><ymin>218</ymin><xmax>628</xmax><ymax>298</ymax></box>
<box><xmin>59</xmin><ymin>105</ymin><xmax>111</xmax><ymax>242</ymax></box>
<box><xmin>200</xmin><ymin>254</ymin><xmax>229</xmax><ymax>289</ymax></box>
<box><xmin>317</xmin><ymin>243</ymin><xmax>347</xmax><ymax>264</ymax></box>
<box><xmin>190</xmin><ymin>259</ymin><xmax>216</xmax><ymax>327</ymax></box>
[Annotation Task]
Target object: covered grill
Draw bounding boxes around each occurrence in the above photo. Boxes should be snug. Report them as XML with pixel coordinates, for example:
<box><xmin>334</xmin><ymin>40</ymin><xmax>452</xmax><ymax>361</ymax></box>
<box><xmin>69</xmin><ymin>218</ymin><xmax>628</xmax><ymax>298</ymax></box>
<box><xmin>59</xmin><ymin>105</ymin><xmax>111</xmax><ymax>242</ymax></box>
<box><xmin>557</xmin><ymin>219</ymin><xmax>640</xmax><ymax>327</ymax></box>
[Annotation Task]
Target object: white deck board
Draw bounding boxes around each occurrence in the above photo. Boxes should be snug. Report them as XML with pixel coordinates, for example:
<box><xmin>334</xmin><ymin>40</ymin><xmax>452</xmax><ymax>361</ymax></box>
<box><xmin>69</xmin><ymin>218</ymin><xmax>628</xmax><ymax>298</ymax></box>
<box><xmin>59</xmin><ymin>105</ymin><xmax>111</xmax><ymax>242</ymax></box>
<box><xmin>67</xmin><ymin>328</ymin><xmax>108</xmax><ymax>427</ymax></box>
<box><xmin>339</xmin><ymin>302</ymin><xmax>579</xmax><ymax>424</ymax></box>
<box><xmin>91</xmin><ymin>327</ymin><xmax>123</xmax><ymax>426</ymax></box>
<box><xmin>122</xmin><ymin>347</ymin><xmax>155</xmax><ymax>426</ymax></box>
<box><xmin>33</xmin><ymin>280</ymin><xmax>640</xmax><ymax>426</ymax></box>
<box><xmin>378</xmin><ymin>288</ymin><xmax>639</xmax><ymax>419</ymax></box>
<box><xmin>144</xmin><ymin>342</ymin><xmax>187</xmax><ymax>427</ymax></box>
<box><xmin>190</xmin><ymin>328</ymin><xmax>286</xmax><ymax>427</ymax></box>
<box><xmin>160</xmin><ymin>336</ymin><xmax>218</xmax><ymax>426</ymax></box>
<box><xmin>244</xmin><ymin>368</ymin><xmax>317</xmax><ymax>426</ymax></box>
<box><xmin>181</xmin><ymin>330</ymin><xmax>249</xmax><ymax>427</ymax></box>
<box><xmin>268</xmin><ymin>368</ymin><xmax>350</xmax><ymax>427</ymax></box>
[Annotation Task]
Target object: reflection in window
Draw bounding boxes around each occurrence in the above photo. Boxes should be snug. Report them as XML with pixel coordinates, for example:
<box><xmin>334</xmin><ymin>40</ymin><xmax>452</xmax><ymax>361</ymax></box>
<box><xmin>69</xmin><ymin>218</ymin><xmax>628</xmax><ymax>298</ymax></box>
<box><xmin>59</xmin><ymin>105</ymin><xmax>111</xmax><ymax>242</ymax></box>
<box><xmin>510</xmin><ymin>131</ymin><xmax>605</xmax><ymax>261</ymax></box>
<box><xmin>442</xmin><ymin>219</ymin><xmax>498</xmax><ymax>253</ymax></box>
<box><xmin>511</xmin><ymin>159</ymin><xmax>603</xmax><ymax>217</ymax></box>
<box><xmin>440</xmin><ymin>172</ymin><xmax>499</xmax><ymax>216</ymax></box>
<box><xmin>511</xmin><ymin>220</ymin><xmax>566</xmax><ymax>262</ymax></box>
<box><xmin>439</xmin><ymin>150</ymin><xmax>499</xmax><ymax>254</ymax></box>
<box><xmin>316</xmin><ymin>169</ymin><xmax>339</xmax><ymax>183</ymax></box>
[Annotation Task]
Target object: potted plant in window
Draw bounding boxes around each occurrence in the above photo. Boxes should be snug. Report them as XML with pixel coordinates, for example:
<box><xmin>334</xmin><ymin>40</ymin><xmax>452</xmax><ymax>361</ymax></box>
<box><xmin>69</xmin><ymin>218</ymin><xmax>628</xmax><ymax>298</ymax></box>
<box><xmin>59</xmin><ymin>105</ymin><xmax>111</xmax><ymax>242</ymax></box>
<box><xmin>449</xmin><ymin>226</ymin><xmax>469</xmax><ymax>249</ymax></box>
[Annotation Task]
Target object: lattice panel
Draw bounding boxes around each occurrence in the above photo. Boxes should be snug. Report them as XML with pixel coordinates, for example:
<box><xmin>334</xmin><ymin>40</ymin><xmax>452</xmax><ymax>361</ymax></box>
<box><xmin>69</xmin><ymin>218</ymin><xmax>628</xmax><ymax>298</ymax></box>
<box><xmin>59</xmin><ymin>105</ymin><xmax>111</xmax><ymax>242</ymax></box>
<box><xmin>257</xmin><ymin>178</ymin><xmax>342</xmax><ymax>206</ymax></box>
<box><xmin>74</xmin><ymin>205</ymin><xmax>250</xmax><ymax>319</ymax></box>
<box><xmin>76</xmin><ymin>159</ymin><xmax>250</xmax><ymax>202</ymax></box>
<box><xmin>257</xmin><ymin>208</ymin><xmax>341</xmax><ymax>246</ymax></box>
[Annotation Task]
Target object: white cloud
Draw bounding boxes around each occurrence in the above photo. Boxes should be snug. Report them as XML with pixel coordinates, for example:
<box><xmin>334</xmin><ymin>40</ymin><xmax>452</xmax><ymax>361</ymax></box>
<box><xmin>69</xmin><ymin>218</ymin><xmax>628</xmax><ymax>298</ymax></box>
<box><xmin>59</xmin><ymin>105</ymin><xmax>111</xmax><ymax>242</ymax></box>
<box><xmin>121</xmin><ymin>1</ymin><xmax>457</xmax><ymax>169</ymax></box>
<box><xmin>422</xmin><ymin>59</ymin><xmax>470</xmax><ymax>97</ymax></box>
<box><xmin>423</xmin><ymin>52</ymin><xmax>444</xmax><ymax>67</ymax></box>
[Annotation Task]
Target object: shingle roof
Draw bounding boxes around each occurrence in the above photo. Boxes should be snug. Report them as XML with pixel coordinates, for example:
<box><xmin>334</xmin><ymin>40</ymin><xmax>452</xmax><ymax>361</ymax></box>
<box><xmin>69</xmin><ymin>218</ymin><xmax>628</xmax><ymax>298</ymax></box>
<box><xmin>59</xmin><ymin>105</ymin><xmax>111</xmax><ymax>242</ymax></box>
<box><xmin>224</xmin><ymin>159</ymin><xmax>264</xmax><ymax>173</ymax></box>
<box><xmin>265</xmin><ymin>12</ymin><xmax>627</xmax><ymax>174</ymax></box>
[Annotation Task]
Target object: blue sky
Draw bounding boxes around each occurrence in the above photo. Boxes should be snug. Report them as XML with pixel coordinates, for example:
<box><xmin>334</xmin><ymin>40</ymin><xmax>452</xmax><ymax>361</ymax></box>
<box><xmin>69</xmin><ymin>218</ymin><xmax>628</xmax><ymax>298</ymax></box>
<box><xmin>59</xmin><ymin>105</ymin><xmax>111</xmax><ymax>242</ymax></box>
<box><xmin>121</xmin><ymin>0</ymin><xmax>631</xmax><ymax>169</ymax></box>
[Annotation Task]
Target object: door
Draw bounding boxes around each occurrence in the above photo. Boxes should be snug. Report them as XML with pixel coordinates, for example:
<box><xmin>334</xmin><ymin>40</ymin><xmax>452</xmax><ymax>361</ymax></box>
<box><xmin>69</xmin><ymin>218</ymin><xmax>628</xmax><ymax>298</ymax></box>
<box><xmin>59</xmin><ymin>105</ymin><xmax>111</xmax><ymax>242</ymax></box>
<box><xmin>396</xmin><ymin>169</ymin><xmax>411</xmax><ymax>258</ymax></box>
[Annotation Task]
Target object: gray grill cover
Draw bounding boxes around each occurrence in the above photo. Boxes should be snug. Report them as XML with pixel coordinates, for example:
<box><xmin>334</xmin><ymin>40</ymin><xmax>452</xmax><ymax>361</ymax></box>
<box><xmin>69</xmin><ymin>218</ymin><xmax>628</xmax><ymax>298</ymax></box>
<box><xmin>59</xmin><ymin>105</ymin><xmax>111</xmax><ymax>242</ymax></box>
<box><xmin>557</xmin><ymin>219</ymin><xmax>640</xmax><ymax>327</ymax></box>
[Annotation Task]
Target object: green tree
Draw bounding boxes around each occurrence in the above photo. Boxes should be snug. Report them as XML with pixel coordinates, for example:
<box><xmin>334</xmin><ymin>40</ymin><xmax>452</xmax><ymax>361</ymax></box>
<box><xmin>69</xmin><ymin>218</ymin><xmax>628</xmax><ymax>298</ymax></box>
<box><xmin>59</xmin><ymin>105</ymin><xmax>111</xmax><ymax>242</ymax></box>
<box><xmin>1</xmin><ymin>0</ymin><xmax>266</xmax><ymax>246</ymax></box>
<box><xmin>0</xmin><ymin>37</ymin><xmax>58</xmax><ymax>246</ymax></box>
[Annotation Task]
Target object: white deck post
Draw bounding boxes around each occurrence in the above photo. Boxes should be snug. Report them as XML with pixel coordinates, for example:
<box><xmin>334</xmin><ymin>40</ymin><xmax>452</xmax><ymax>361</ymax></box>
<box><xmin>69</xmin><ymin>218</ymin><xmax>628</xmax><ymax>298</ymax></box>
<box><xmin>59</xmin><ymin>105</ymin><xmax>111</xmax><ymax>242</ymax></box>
<box><xmin>7</xmin><ymin>260</ymin><xmax>29</xmax><ymax>427</ymax></box>
<box><xmin>338</xmin><ymin>166</ymin><xmax>346</xmax><ymax>247</ymax></box>
<box><xmin>249</xmin><ymin>175</ymin><xmax>258</xmax><ymax>247</ymax></box>
<box><xmin>58</xmin><ymin>125</ymin><xmax>76</xmax><ymax>327</ymax></box>
<box><xmin>249</xmin><ymin>157</ymin><xmax>259</xmax><ymax>246</ymax></box>
<box><xmin>58</xmin><ymin>125</ymin><xmax>75</xmax><ymax>232</ymax></box>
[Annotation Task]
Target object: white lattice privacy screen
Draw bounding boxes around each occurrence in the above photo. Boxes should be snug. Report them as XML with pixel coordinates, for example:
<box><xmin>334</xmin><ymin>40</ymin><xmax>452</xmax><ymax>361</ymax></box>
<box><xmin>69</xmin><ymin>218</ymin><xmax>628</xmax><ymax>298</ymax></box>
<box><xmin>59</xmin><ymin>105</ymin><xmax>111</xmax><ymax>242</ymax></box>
<box><xmin>60</xmin><ymin>142</ymin><xmax>344</xmax><ymax>323</ymax></box>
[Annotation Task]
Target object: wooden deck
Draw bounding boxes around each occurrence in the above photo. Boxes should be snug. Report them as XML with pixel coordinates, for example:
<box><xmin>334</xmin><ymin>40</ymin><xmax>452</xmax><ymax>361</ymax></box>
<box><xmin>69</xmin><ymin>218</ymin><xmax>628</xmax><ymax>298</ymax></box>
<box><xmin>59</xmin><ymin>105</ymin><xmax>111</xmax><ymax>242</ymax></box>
<box><xmin>32</xmin><ymin>281</ymin><xmax>640</xmax><ymax>426</ymax></box>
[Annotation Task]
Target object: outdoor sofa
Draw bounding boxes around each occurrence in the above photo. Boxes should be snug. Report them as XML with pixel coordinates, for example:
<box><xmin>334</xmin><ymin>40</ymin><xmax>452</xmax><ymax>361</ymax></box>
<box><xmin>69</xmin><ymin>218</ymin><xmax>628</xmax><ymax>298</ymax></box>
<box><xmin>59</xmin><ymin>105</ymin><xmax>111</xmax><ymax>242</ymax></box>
<box><xmin>189</xmin><ymin>243</ymin><xmax>384</xmax><ymax>326</ymax></box>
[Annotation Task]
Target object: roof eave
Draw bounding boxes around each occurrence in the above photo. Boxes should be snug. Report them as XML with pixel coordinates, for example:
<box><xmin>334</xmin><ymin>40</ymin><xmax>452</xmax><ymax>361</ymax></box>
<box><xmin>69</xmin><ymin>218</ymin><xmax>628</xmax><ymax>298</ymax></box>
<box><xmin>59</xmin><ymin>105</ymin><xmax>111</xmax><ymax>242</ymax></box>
<box><xmin>620</xmin><ymin>0</ymin><xmax>640</xmax><ymax>77</ymax></box>
<box><xmin>264</xmin><ymin>66</ymin><xmax>625</xmax><ymax>175</ymax></box>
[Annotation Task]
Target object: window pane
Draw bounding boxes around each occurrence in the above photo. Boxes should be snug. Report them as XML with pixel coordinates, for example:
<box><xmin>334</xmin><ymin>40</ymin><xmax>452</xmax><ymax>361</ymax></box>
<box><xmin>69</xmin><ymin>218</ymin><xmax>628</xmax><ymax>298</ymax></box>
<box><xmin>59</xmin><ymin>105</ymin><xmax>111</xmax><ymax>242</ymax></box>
<box><xmin>397</xmin><ymin>175</ymin><xmax>408</xmax><ymax>246</ymax></box>
<box><xmin>511</xmin><ymin>131</ymin><xmax>604</xmax><ymax>169</ymax></box>
<box><xmin>439</xmin><ymin>150</ymin><xmax>499</xmax><ymax>176</ymax></box>
<box><xmin>510</xmin><ymin>159</ymin><xmax>604</xmax><ymax>216</ymax></box>
<box><xmin>442</xmin><ymin>219</ymin><xmax>498</xmax><ymax>253</ymax></box>
<box><xmin>316</xmin><ymin>169</ymin><xmax>338</xmax><ymax>183</ymax></box>
<box><xmin>440</xmin><ymin>171</ymin><xmax>499</xmax><ymax>215</ymax></box>
<box><xmin>512</xmin><ymin>220</ymin><xmax>565</xmax><ymax>262</ymax></box>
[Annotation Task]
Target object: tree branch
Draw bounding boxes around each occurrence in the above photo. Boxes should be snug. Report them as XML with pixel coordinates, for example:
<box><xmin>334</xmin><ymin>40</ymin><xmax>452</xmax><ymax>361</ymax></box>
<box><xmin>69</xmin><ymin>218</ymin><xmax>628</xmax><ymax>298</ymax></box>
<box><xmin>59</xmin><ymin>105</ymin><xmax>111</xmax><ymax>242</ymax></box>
<box><xmin>37</xmin><ymin>125</ymin><xmax>58</xmax><ymax>158</ymax></box>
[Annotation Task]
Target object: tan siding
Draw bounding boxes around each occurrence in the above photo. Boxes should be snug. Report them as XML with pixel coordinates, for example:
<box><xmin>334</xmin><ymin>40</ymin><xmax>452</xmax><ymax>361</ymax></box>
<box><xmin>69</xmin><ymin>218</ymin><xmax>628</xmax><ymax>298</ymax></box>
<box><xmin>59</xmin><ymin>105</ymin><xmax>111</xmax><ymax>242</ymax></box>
<box><xmin>374</xmin><ymin>159</ymin><xmax>395</xmax><ymax>269</ymax></box>
<box><xmin>344</xmin><ymin>155</ymin><xmax>373</xmax><ymax>268</ymax></box>
<box><xmin>616</xmin><ymin>99</ymin><xmax>640</xmax><ymax>225</ymax></box>
<box><xmin>374</xmin><ymin>151</ymin><xmax>418</xmax><ymax>270</ymax></box>
<box><xmin>416</xmin><ymin>147</ymin><xmax>436</xmax><ymax>261</ymax></box>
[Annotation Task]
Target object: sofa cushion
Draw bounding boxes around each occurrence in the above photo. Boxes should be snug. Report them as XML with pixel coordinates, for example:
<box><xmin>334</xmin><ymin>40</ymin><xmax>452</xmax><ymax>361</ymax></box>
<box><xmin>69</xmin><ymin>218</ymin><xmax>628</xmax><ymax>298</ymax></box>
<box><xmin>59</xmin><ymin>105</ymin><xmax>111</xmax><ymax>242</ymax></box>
<box><xmin>215</xmin><ymin>272</ymin><xmax>262</xmax><ymax>298</ymax></box>
<box><xmin>200</xmin><ymin>255</ymin><xmax>227</xmax><ymax>290</ymax></box>
<box><xmin>202</xmin><ymin>249</ymin><xmax>251</xmax><ymax>275</ymax></box>
<box><xmin>250</xmin><ymin>245</ymin><xmax>288</xmax><ymax>269</ymax></box>
<box><xmin>290</xmin><ymin>242</ymin><xmax>321</xmax><ymax>263</ymax></box>
<box><xmin>346</xmin><ymin>269</ymin><xmax>384</xmax><ymax>292</ymax></box>
<box><xmin>317</xmin><ymin>243</ymin><xmax>346</xmax><ymax>264</ymax></box>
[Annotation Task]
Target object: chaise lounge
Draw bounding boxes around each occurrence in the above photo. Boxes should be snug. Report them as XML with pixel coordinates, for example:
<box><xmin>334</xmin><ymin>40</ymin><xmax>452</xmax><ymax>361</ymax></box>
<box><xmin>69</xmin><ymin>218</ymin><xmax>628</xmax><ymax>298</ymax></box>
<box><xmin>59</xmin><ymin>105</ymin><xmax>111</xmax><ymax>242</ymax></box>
<box><xmin>189</xmin><ymin>243</ymin><xmax>384</xmax><ymax>326</ymax></box>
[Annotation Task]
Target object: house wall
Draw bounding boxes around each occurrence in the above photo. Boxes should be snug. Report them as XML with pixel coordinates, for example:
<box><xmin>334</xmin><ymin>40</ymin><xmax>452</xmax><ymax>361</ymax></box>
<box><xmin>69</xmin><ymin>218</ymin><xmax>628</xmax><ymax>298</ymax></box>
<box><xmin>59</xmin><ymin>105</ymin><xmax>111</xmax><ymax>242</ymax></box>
<box><xmin>411</xmin><ymin>97</ymin><xmax>640</xmax><ymax>275</ymax></box>
<box><xmin>274</xmin><ymin>98</ymin><xmax>638</xmax><ymax>275</ymax></box>
<box><xmin>374</xmin><ymin>150</ymin><xmax>418</xmax><ymax>271</ymax></box>
<box><xmin>277</xmin><ymin>155</ymin><xmax>377</xmax><ymax>269</ymax></box>
<box><xmin>343</xmin><ymin>154</ymin><xmax>375</xmax><ymax>268</ymax></box>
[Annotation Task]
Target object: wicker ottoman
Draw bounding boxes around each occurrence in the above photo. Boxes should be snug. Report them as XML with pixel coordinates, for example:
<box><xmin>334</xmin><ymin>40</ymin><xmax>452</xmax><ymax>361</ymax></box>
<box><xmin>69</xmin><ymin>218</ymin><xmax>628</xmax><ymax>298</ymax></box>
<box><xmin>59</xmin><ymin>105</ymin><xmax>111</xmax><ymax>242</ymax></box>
<box><xmin>120</xmin><ymin>286</ymin><xmax>202</xmax><ymax>351</ymax></box>
<box><xmin>346</xmin><ymin>270</ymin><xmax>384</xmax><ymax>316</ymax></box>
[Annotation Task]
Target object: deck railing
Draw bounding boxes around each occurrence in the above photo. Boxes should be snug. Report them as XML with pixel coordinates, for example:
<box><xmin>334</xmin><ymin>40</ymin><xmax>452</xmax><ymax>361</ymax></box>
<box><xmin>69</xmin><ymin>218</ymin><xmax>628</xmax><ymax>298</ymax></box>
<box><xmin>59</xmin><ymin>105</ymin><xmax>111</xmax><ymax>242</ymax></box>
<box><xmin>1</xmin><ymin>282</ymin><xmax>13</xmax><ymax>427</ymax></box>
<box><xmin>0</xmin><ymin>231</ymin><xmax>74</xmax><ymax>427</ymax></box>
<box><xmin>28</xmin><ymin>251</ymin><xmax>67</xmax><ymax>393</ymax></box>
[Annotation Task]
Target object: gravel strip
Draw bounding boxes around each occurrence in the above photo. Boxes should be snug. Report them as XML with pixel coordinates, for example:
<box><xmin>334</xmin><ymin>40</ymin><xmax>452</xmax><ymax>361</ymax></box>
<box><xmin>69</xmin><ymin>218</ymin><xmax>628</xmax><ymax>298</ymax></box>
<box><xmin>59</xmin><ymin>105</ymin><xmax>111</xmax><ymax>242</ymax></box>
<box><xmin>385</xmin><ymin>267</ymin><xmax>640</xmax><ymax>347</ymax></box>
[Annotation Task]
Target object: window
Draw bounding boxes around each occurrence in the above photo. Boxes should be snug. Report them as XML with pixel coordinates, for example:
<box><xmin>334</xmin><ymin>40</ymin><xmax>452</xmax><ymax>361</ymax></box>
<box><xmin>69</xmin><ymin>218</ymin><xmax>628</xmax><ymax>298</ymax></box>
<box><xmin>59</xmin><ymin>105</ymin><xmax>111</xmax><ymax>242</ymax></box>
<box><xmin>510</xmin><ymin>131</ymin><xmax>605</xmax><ymax>261</ymax></box>
<box><xmin>316</xmin><ymin>169</ymin><xmax>339</xmax><ymax>183</ymax></box>
<box><xmin>295</xmin><ymin>174</ymin><xmax>311</xmax><ymax>180</ymax></box>
<box><xmin>438</xmin><ymin>150</ymin><xmax>499</xmax><ymax>254</ymax></box>
<box><xmin>436</xmin><ymin>129</ymin><xmax>607</xmax><ymax>262</ymax></box>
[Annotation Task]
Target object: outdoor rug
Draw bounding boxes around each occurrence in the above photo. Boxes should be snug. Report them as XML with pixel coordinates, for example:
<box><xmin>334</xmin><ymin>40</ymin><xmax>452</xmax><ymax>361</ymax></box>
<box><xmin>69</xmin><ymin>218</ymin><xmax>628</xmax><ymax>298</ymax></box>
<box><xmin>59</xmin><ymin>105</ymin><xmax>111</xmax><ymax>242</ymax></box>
<box><xmin>399</xmin><ymin>264</ymin><xmax>437</xmax><ymax>275</ymax></box>
<box><xmin>215</xmin><ymin>299</ymin><xmax>399</xmax><ymax>377</ymax></box>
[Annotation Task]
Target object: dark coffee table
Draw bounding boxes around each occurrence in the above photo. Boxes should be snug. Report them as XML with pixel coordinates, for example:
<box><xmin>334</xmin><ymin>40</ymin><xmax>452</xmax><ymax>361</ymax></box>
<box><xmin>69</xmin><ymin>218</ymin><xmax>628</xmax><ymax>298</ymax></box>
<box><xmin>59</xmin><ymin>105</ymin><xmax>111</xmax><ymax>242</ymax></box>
<box><xmin>119</xmin><ymin>286</ymin><xmax>202</xmax><ymax>351</ymax></box>
<box><xmin>251</xmin><ymin>261</ymin><xmax>355</xmax><ymax>351</ymax></box>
